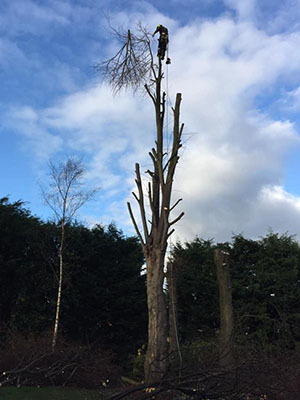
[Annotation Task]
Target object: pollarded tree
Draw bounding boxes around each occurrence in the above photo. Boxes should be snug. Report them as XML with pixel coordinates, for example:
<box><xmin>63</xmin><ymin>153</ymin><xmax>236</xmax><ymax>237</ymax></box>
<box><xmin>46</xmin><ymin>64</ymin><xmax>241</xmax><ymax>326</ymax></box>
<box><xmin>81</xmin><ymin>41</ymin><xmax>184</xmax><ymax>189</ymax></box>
<box><xmin>98</xmin><ymin>25</ymin><xmax>184</xmax><ymax>381</ymax></box>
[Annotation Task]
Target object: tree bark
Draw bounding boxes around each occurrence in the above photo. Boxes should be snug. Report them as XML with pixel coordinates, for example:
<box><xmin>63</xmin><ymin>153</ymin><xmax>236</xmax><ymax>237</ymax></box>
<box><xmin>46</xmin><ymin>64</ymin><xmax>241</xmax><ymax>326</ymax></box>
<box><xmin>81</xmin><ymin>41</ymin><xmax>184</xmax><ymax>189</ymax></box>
<box><xmin>166</xmin><ymin>261</ymin><xmax>181</xmax><ymax>369</ymax></box>
<box><xmin>52</xmin><ymin>219</ymin><xmax>65</xmax><ymax>351</ymax></box>
<box><xmin>144</xmin><ymin>249</ymin><xmax>168</xmax><ymax>382</ymax></box>
<box><xmin>215</xmin><ymin>248</ymin><xmax>234</xmax><ymax>367</ymax></box>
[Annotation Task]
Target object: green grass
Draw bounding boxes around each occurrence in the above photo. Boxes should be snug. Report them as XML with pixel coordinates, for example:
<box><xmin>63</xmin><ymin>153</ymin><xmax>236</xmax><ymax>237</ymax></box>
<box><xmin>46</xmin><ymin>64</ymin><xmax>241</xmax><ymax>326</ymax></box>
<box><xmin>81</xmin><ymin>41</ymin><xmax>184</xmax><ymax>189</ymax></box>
<box><xmin>0</xmin><ymin>387</ymin><xmax>103</xmax><ymax>400</ymax></box>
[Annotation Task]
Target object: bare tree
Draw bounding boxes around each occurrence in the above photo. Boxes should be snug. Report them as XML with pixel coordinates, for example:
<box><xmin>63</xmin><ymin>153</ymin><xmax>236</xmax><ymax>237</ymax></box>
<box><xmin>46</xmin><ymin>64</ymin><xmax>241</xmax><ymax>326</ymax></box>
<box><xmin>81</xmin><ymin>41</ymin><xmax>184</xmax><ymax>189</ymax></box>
<box><xmin>40</xmin><ymin>158</ymin><xmax>97</xmax><ymax>351</ymax></box>
<box><xmin>99</xmin><ymin>25</ymin><xmax>184</xmax><ymax>382</ymax></box>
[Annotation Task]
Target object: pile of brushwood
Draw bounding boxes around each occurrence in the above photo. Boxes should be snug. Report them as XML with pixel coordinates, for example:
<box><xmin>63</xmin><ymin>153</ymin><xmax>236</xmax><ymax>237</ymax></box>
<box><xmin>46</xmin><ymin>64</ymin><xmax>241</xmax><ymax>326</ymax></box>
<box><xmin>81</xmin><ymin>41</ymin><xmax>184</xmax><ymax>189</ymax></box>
<box><xmin>0</xmin><ymin>332</ymin><xmax>119</xmax><ymax>390</ymax></box>
<box><xmin>106</xmin><ymin>349</ymin><xmax>300</xmax><ymax>400</ymax></box>
<box><xmin>1</xmin><ymin>332</ymin><xmax>300</xmax><ymax>399</ymax></box>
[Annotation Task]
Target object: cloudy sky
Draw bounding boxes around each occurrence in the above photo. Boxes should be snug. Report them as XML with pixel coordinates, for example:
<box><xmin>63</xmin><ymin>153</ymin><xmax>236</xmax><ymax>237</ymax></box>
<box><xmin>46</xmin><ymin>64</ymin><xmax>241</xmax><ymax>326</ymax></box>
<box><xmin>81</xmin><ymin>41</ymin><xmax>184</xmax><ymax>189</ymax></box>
<box><xmin>2</xmin><ymin>0</ymin><xmax>300</xmax><ymax>243</ymax></box>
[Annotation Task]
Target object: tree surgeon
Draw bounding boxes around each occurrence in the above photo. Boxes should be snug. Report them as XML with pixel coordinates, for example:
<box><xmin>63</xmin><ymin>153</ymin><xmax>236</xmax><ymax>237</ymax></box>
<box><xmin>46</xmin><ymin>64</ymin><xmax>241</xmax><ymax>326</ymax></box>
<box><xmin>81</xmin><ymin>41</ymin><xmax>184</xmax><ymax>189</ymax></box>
<box><xmin>152</xmin><ymin>24</ymin><xmax>171</xmax><ymax>63</ymax></box>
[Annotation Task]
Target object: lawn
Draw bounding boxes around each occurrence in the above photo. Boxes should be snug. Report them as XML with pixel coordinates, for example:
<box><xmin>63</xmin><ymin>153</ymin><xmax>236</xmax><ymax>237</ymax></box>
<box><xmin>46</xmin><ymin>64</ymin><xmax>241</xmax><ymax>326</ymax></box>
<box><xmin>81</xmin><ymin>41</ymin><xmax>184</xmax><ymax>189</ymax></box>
<box><xmin>0</xmin><ymin>387</ymin><xmax>104</xmax><ymax>400</ymax></box>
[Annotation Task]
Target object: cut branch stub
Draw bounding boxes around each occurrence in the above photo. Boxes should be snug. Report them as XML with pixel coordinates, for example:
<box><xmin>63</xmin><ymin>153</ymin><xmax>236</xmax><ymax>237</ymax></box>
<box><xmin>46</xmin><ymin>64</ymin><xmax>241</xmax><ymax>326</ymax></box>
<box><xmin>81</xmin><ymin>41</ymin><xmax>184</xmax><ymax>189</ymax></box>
<box><xmin>127</xmin><ymin>201</ymin><xmax>145</xmax><ymax>247</ymax></box>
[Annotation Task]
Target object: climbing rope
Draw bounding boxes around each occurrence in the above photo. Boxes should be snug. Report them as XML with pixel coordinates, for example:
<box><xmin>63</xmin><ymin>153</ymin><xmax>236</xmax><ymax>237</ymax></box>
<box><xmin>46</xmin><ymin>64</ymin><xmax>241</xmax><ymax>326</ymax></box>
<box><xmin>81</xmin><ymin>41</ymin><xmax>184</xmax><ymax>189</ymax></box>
<box><xmin>166</xmin><ymin>54</ymin><xmax>169</xmax><ymax>156</ymax></box>
<box><xmin>165</xmin><ymin>46</ymin><xmax>171</xmax><ymax>158</ymax></box>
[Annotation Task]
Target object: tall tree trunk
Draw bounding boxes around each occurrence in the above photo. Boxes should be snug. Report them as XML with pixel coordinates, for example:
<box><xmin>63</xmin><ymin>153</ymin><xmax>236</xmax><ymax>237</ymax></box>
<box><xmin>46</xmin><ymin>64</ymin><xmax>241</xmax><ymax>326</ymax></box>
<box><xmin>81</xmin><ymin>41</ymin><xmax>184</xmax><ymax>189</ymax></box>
<box><xmin>144</xmin><ymin>249</ymin><xmax>168</xmax><ymax>382</ymax></box>
<box><xmin>126</xmin><ymin>49</ymin><xmax>184</xmax><ymax>383</ymax></box>
<box><xmin>99</xmin><ymin>26</ymin><xmax>185</xmax><ymax>383</ymax></box>
<box><xmin>215</xmin><ymin>248</ymin><xmax>234</xmax><ymax>367</ymax></box>
<box><xmin>52</xmin><ymin>220</ymin><xmax>65</xmax><ymax>351</ymax></box>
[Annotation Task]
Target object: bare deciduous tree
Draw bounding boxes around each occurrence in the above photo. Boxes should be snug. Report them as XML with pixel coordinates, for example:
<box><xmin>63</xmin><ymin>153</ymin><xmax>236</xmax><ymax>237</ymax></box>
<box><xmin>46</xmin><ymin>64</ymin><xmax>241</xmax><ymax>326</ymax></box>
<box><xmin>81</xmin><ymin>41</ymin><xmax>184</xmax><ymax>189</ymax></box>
<box><xmin>99</xmin><ymin>25</ymin><xmax>184</xmax><ymax>382</ymax></box>
<box><xmin>40</xmin><ymin>158</ymin><xmax>97</xmax><ymax>351</ymax></box>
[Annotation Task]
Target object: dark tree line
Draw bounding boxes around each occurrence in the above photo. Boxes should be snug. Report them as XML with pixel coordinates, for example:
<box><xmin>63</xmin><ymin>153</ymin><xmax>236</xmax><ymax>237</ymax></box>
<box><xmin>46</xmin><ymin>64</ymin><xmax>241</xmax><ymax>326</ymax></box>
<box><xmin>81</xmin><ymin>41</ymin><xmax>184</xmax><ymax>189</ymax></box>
<box><xmin>0</xmin><ymin>197</ymin><xmax>147</xmax><ymax>357</ymax></box>
<box><xmin>2</xmin><ymin>195</ymin><xmax>300</xmax><ymax>384</ymax></box>
<box><xmin>171</xmin><ymin>233</ymin><xmax>300</xmax><ymax>352</ymax></box>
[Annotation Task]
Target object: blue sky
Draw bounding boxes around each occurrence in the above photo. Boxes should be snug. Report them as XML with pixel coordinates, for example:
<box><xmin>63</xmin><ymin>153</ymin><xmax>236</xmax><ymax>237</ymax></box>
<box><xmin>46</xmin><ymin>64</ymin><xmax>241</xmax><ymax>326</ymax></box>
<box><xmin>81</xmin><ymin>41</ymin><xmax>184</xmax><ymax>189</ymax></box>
<box><xmin>2</xmin><ymin>0</ymin><xmax>300</xmax><ymax>242</ymax></box>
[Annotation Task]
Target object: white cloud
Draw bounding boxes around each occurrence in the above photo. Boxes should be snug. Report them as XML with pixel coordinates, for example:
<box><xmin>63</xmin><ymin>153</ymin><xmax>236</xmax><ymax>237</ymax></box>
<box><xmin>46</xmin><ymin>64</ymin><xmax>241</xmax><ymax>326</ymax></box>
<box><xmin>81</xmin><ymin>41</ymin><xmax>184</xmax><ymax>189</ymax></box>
<box><xmin>162</xmin><ymin>15</ymin><xmax>300</xmax><ymax>241</ymax></box>
<box><xmin>223</xmin><ymin>0</ymin><xmax>256</xmax><ymax>20</ymax></box>
<box><xmin>5</xmin><ymin>83</ymin><xmax>156</xmax><ymax>203</ymax></box>
<box><xmin>5</xmin><ymin>106</ymin><xmax>63</xmax><ymax>162</ymax></box>
<box><xmin>5</xmin><ymin>3</ymin><xmax>300</xmax><ymax>242</ymax></box>
<box><xmin>0</xmin><ymin>38</ymin><xmax>31</xmax><ymax>67</ymax></box>
<box><xmin>280</xmin><ymin>86</ymin><xmax>300</xmax><ymax>112</ymax></box>
<box><xmin>0</xmin><ymin>0</ymin><xmax>69</xmax><ymax>38</ymax></box>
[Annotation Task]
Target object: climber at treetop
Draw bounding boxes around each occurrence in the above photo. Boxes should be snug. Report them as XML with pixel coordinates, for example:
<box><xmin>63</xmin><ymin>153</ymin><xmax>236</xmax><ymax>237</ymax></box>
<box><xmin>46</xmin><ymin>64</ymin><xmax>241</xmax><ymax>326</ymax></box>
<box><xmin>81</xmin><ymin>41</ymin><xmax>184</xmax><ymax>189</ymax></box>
<box><xmin>152</xmin><ymin>24</ymin><xmax>170</xmax><ymax>63</ymax></box>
